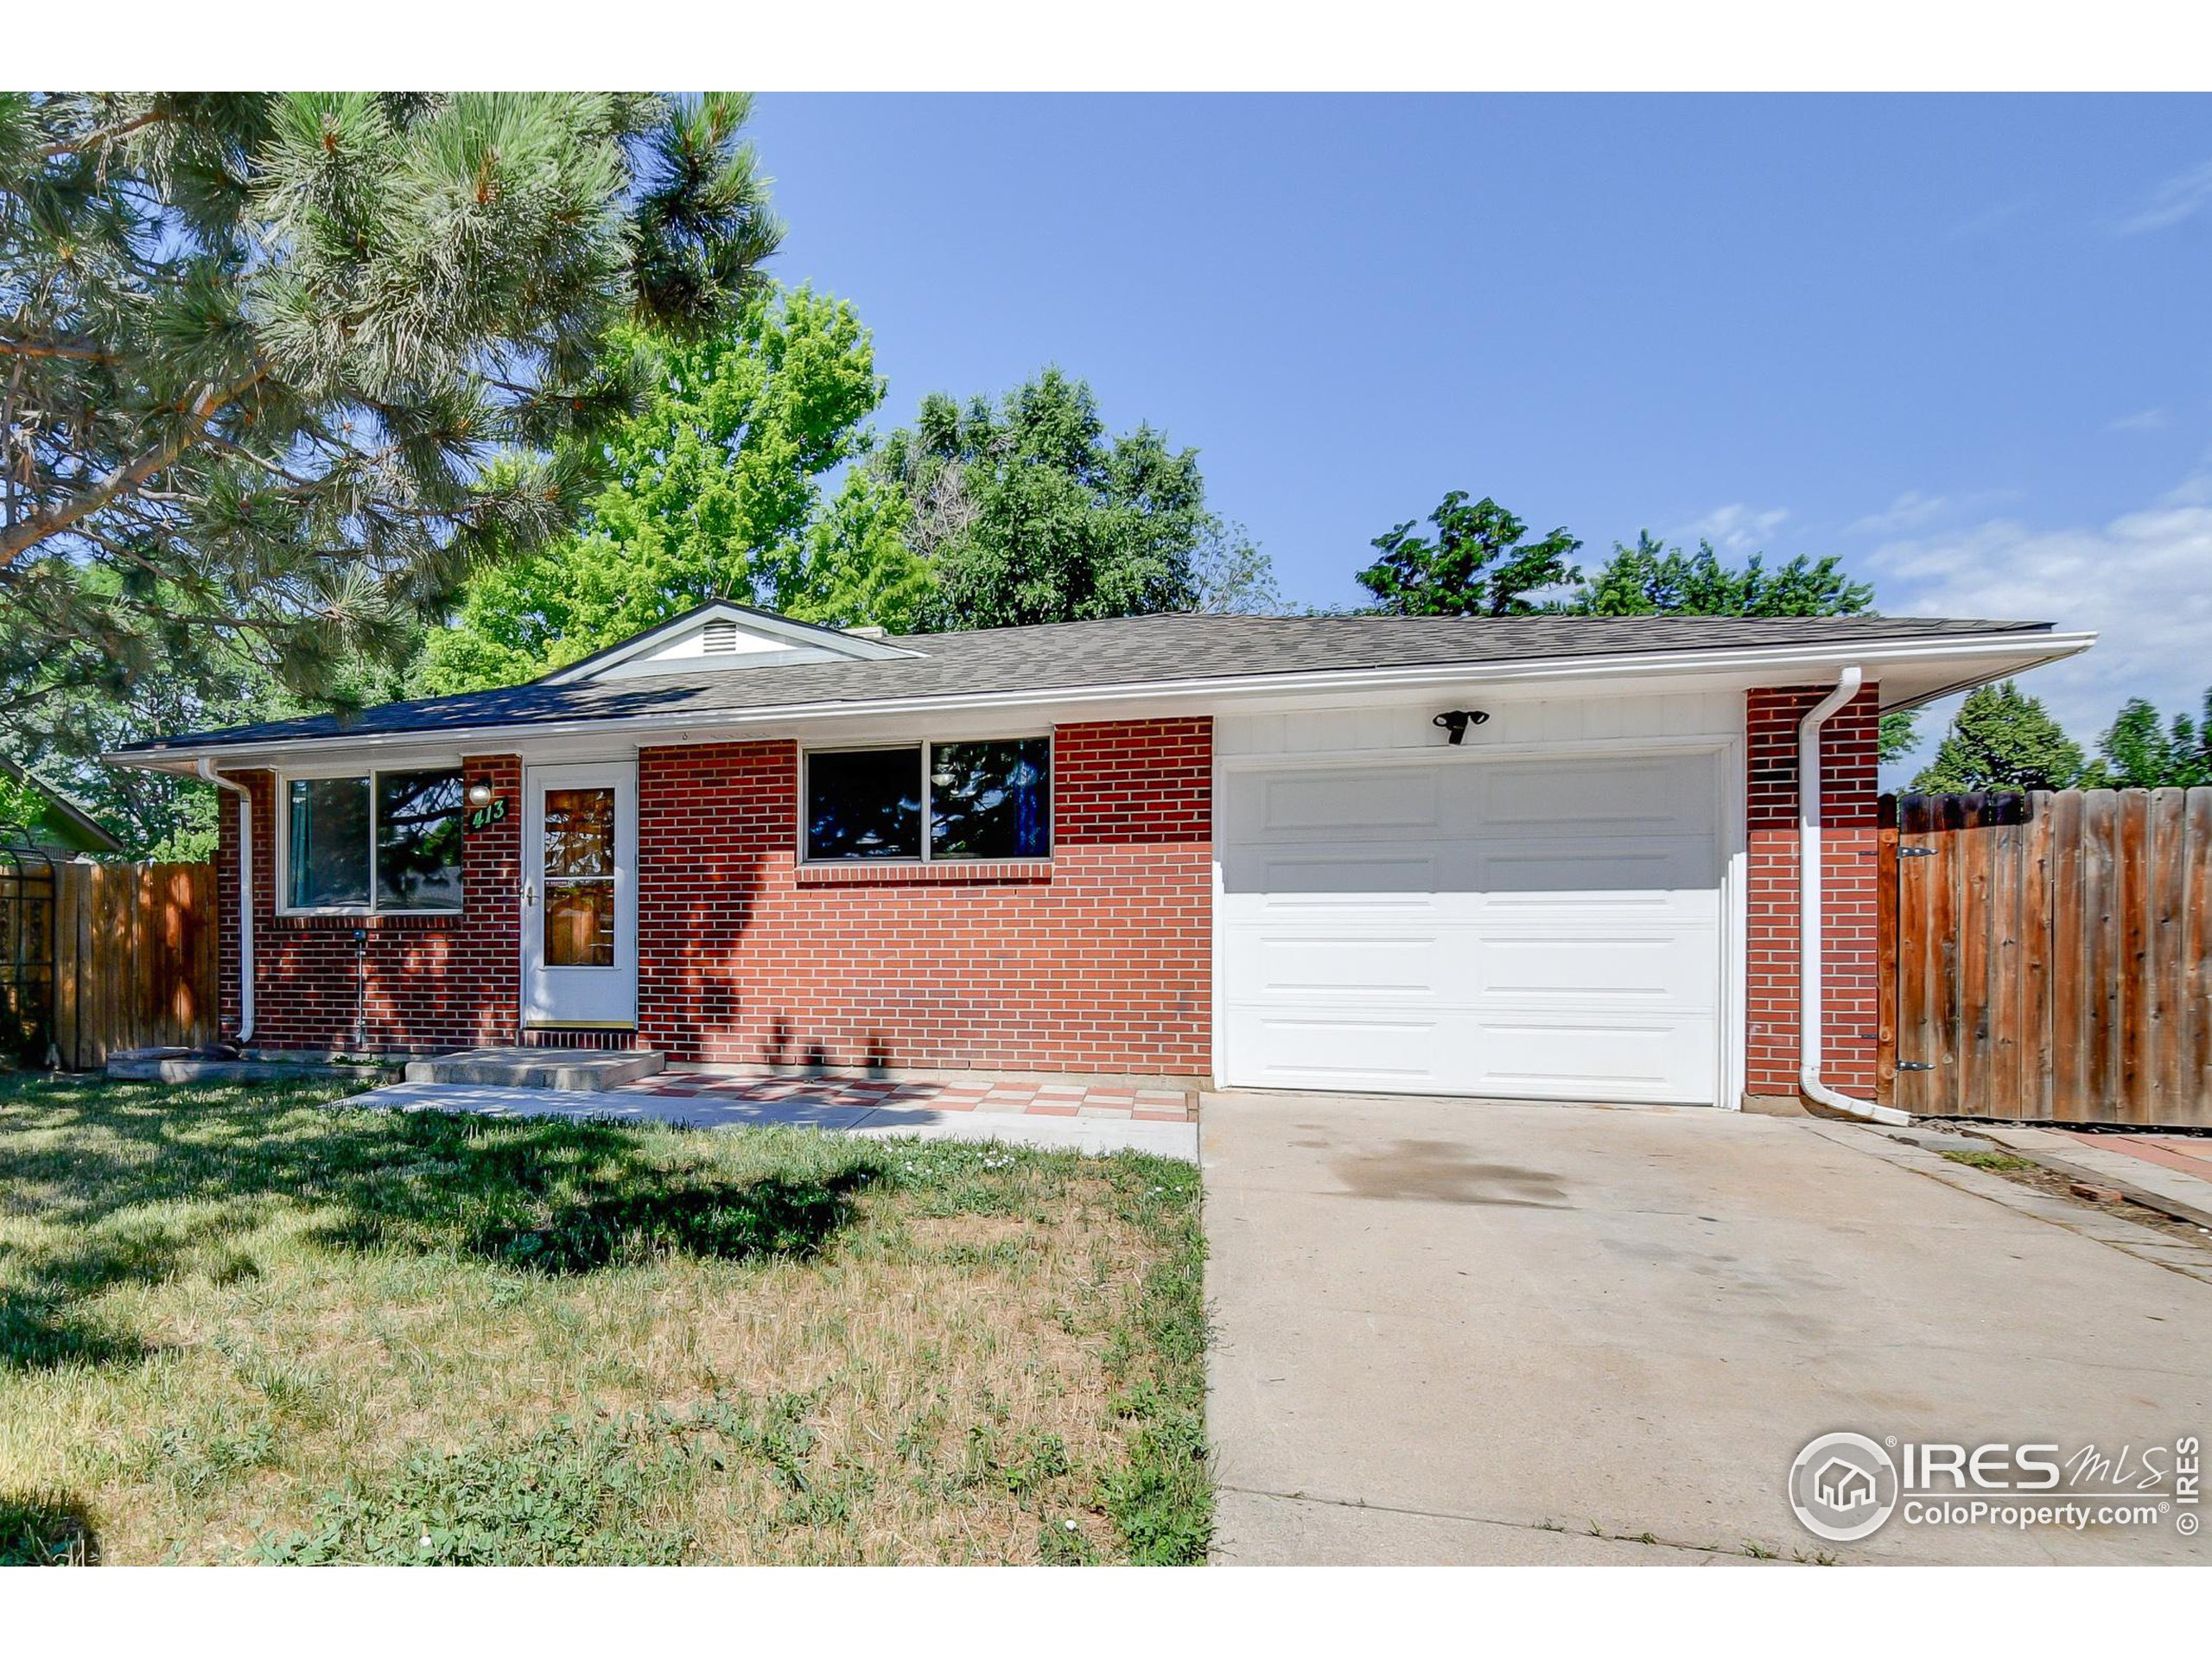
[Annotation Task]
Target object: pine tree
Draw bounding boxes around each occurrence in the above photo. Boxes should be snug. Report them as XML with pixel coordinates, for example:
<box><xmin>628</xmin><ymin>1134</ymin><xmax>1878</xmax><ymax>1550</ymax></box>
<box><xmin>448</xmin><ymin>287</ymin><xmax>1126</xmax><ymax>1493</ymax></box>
<box><xmin>2090</xmin><ymin>689</ymin><xmax>2212</xmax><ymax>788</ymax></box>
<box><xmin>1357</xmin><ymin>492</ymin><xmax>1580</xmax><ymax>617</ymax></box>
<box><xmin>0</xmin><ymin>92</ymin><xmax>779</xmax><ymax>721</ymax></box>
<box><xmin>1572</xmin><ymin>531</ymin><xmax>1872</xmax><ymax>617</ymax></box>
<box><xmin>1911</xmin><ymin>681</ymin><xmax>2088</xmax><ymax>792</ymax></box>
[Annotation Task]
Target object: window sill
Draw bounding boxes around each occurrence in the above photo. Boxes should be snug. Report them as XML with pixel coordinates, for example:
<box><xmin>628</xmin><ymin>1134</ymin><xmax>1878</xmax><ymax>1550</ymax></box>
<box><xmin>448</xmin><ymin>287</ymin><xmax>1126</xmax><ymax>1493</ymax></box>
<box><xmin>268</xmin><ymin>911</ymin><xmax>461</xmax><ymax>930</ymax></box>
<box><xmin>794</xmin><ymin>860</ymin><xmax>1053</xmax><ymax>887</ymax></box>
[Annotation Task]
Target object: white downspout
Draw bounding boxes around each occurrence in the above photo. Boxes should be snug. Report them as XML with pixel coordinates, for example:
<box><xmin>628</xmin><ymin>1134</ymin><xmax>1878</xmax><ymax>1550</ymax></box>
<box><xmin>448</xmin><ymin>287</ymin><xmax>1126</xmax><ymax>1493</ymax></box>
<box><xmin>1797</xmin><ymin>667</ymin><xmax>1907</xmax><ymax>1127</ymax></box>
<box><xmin>196</xmin><ymin>760</ymin><xmax>256</xmax><ymax>1047</ymax></box>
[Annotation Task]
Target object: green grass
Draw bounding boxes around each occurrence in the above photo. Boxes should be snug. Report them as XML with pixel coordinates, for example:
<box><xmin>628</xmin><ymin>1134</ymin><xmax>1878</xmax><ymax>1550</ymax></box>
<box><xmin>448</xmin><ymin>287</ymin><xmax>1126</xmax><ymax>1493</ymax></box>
<box><xmin>0</xmin><ymin>1071</ymin><xmax>1211</xmax><ymax>1565</ymax></box>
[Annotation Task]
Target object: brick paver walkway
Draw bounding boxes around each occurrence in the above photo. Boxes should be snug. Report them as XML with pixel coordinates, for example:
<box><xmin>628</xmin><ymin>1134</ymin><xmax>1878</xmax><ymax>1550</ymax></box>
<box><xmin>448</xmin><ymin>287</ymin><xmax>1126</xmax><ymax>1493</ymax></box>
<box><xmin>2057</xmin><ymin>1130</ymin><xmax>2212</xmax><ymax>1185</ymax></box>
<box><xmin>613</xmin><ymin>1072</ymin><xmax>1198</xmax><ymax>1122</ymax></box>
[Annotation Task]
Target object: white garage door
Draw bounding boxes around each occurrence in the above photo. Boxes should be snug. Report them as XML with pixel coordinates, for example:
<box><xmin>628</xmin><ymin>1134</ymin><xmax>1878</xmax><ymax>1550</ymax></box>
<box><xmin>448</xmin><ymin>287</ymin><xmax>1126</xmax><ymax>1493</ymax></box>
<box><xmin>1219</xmin><ymin>748</ymin><xmax>1725</xmax><ymax>1103</ymax></box>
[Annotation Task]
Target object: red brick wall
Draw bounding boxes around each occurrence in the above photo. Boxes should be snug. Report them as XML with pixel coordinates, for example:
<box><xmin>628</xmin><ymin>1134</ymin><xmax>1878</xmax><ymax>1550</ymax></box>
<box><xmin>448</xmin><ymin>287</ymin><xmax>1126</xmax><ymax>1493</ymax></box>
<box><xmin>1745</xmin><ymin>684</ymin><xmax>1881</xmax><ymax>1098</ymax></box>
<box><xmin>635</xmin><ymin>718</ymin><xmax>1213</xmax><ymax>1077</ymax></box>
<box><xmin>219</xmin><ymin>756</ymin><xmax>520</xmax><ymax>1052</ymax></box>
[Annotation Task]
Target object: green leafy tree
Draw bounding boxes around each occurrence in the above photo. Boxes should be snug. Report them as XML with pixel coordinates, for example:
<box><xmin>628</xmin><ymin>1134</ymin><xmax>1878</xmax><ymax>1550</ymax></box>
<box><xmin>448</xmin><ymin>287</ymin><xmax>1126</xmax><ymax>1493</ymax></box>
<box><xmin>1911</xmin><ymin>681</ymin><xmax>2089</xmax><ymax>792</ymax></box>
<box><xmin>1357</xmin><ymin>492</ymin><xmax>1580</xmax><ymax>617</ymax></box>
<box><xmin>1</xmin><ymin>91</ymin><xmax>778</xmax><ymax>721</ymax></box>
<box><xmin>419</xmin><ymin>289</ymin><xmax>924</xmax><ymax>692</ymax></box>
<box><xmin>2088</xmin><ymin>689</ymin><xmax>2212</xmax><ymax>788</ymax></box>
<box><xmin>880</xmin><ymin>369</ymin><xmax>1224</xmax><ymax>631</ymax></box>
<box><xmin>1572</xmin><ymin>531</ymin><xmax>1873</xmax><ymax>617</ymax></box>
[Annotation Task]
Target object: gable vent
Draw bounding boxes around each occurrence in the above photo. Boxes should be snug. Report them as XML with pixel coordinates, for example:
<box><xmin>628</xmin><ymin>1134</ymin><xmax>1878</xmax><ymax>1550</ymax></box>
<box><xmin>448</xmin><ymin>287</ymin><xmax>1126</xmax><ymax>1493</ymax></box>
<box><xmin>701</xmin><ymin>620</ymin><xmax>741</xmax><ymax>655</ymax></box>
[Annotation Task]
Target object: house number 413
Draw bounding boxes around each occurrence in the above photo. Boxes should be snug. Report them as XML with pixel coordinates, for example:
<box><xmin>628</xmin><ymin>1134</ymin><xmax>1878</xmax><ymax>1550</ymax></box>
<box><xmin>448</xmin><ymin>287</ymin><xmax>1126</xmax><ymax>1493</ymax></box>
<box><xmin>466</xmin><ymin>796</ymin><xmax>509</xmax><ymax>832</ymax></box>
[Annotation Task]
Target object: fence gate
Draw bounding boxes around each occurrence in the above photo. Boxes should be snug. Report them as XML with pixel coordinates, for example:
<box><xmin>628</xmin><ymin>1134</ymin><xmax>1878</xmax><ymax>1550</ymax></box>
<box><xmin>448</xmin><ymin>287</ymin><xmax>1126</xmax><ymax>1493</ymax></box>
<box><xmin>52</xmin><ymin>861</ymin><xmax>219</xmax><ymax>1071</ymax></box>
<box><xmin>0</xmin><ymin>838</ymin><xmax>59</xmax><ymax>1065</ymax></box>
<box><xmin>1883</xmin><ymin>788</ymin><xmax>2212</xmax><ymax>1127</ymax></box>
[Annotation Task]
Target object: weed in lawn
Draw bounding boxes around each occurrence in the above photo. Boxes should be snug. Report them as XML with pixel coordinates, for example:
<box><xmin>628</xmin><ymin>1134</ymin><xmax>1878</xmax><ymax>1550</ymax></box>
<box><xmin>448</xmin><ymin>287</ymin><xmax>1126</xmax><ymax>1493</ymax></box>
<box><xmin>1941</xmin><ymin>1150</ymin><xmax>2035</xmax><ymax>1173</ymax></box>
<box><xmin>258</xmin><ymin>1414</ymin><xmax>697</xmax><ymax>1566</ymax></box>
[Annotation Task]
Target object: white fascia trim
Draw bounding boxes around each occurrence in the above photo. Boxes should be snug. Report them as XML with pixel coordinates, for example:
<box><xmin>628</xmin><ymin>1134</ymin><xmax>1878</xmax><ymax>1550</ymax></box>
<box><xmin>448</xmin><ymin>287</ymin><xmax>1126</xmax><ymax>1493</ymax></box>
<box><xmin>105</xmin><ymin>629</ymin><xmax>2096</xmax><ymax>776</ymax></box>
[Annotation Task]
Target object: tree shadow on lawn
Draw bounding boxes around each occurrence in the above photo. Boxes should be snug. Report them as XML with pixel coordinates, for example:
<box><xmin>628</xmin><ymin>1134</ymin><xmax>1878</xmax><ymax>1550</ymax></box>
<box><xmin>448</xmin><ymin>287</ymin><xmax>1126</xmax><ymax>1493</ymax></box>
<box><xmin>0</xmin><ymin>1490</ymin><xmax>99</xmax><ymax>1565</ymax></box>
<box><xmin>0</xmin><ymin>1077</ymin><xmax>885</xmax><ymax>1371</ymax></box>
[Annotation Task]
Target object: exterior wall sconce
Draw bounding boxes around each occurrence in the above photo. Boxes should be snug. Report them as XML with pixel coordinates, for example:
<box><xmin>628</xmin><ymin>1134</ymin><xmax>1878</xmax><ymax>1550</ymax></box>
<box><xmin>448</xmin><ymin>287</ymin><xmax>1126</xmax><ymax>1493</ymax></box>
<box><xmin>466</xmin><ymin>781</ymin><xmax>497</xmax><ymax>809</ymax></box>
<box><xmin>1433</xmin><ymin>709</ymin><xmax>1491</xmax><ymax>745</ymax></box>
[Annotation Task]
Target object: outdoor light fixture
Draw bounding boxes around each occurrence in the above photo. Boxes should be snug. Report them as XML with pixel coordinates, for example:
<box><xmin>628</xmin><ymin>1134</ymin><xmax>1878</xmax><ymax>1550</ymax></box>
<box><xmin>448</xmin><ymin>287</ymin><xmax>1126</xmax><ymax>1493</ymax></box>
<box><xmin>466</xmin><ymin>782</ymin><xmax>496</xmax><ymax>809</ymax></box>
<box><xmin>1432</xmin><ymin>709</ymin><xmax>1491</xmax><ymax>745</ymax></box>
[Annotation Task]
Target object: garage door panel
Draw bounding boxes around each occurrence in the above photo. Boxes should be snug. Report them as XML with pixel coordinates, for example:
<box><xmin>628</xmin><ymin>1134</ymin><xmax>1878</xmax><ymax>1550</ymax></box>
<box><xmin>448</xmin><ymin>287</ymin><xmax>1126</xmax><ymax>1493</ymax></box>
<box><xmin>1472</xmin><ymin>754</ymin><xmax>1715</xmax><ymax>835</ymax></box>
<box><xmin>1225</xmin><ymin>836</ymin><xmax>1714</xmax><ymax>901</ymax></box>
<box><xmin>1461</xmin><ymin>1014</ymin><xmax>1719</xmax><ymax>1100</ymax></box>
<box><xmin>1243</xmin><ymin>1014</ymin><xmax>1443</xmax><ymax>1088</ymax></box>
<box><xmin>1226</xmin><ymin>849</ymin><xmax>1442</xmax><ymax>899</ymax></box>
<box><xmin>1227</xmin><ymin>1007</ymin><xmax>1719</xmax><ymax>1102</ymax></box>
<box><xmin>1471</xmin><ymin>934</ymin><xmax>1713</xmax><ymax>1006</ymax></box>
<box><xmin>1221</xmin><ymin>747</ymin><xmax>1726</xmax><ymax>1104</ymax></box>
<box><xmin>1229</xmin><ymin>767</ymin><xmax>1442</xmax><ymax>839</ymax></box>
<box><xmin>1224</xmin><ymin>925</ymin><xmax>1713</xmax><ymax>1007</ymax></box>
<box><xmin>1238</xmin><ymin>932</ymin><xmax>1442</xmax><ymax>997</ymax></box>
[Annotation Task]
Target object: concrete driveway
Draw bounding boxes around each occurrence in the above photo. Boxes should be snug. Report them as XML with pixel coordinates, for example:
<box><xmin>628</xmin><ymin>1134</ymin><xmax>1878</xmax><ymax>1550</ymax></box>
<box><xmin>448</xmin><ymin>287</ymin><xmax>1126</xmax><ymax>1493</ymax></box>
<box><xmin>1204</xmin><ymin>1093</ymin><xmax>2212</xmax><ymax>1565</ymax></box>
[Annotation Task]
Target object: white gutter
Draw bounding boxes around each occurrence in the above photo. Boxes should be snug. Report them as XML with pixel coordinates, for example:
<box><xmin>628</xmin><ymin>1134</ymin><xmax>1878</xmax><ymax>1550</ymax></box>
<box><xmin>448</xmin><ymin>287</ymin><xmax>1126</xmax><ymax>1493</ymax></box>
<box><xmin>107</xmin><ymin>629</ymin><xmax>2100</xmax><ymax>776</ymax></box>
<box><xmin>1796</xmin><ymin>667</ymin><xmax>1906</xmax><ymax>1126</ymax></box>
<box><xmin>195</xmin><ymin>760</ymin><xmax>255</xmax><ymax>1046</ymax></box>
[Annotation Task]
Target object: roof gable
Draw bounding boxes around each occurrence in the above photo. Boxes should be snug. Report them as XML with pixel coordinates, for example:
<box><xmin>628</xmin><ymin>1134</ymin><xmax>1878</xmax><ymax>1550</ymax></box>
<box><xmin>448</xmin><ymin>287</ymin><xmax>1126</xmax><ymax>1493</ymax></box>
<box><xmin>537</xmin><ymin>600</ymin><xmax>918</xmax><ymax>685</ymax></box>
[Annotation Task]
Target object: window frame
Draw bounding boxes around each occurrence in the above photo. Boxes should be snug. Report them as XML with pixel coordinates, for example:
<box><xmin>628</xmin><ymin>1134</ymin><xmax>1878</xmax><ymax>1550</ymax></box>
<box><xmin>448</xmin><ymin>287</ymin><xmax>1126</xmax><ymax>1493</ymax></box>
<box><xmin>275</xmin><ymin>765</ymin><xmax>469</xmax><ymax>917</ymax></box>
<box><xmin>799</xmin><ymin>734</ymin><xmax>1055</xmax><ymax>867</ymax></box>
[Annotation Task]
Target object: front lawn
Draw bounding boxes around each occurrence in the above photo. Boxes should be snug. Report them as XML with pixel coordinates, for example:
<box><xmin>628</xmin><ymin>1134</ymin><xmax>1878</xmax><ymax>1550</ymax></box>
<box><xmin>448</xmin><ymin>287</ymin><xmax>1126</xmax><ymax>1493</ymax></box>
<box><xmin>0</xmin><ymin>1073</ymin><xmax>1208</xmax><ymax>1565</ymax></box>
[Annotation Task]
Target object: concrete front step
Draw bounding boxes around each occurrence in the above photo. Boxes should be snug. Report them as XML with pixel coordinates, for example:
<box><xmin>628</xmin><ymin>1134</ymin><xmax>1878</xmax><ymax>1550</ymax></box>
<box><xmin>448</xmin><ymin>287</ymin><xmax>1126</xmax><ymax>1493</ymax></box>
<box><xmin>404</xmin><ymin>1046</ymin><xmax>664</xmax><ymax>1091</ymax></box>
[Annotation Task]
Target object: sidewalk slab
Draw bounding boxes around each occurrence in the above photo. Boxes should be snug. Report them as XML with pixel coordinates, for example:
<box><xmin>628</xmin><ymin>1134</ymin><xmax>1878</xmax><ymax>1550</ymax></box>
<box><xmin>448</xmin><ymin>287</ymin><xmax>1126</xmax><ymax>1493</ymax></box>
<box><xmin>341</xmin><ymin>1079</ymin><xmax>1198</xmax><ymax>1160</ymax></box>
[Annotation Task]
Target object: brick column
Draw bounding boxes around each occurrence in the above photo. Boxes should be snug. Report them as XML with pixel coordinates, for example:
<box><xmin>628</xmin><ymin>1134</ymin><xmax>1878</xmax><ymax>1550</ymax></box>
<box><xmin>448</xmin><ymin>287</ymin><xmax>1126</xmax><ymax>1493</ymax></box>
<box><xmin>1745</xmin><ymin>683</ymin><xmax>1881</xmax><ymax>1102</ymax></box>
<box><xmin>457</xmin><ymin>754</ymin><xmax>523</xmax><ymax>1046</ymax></box>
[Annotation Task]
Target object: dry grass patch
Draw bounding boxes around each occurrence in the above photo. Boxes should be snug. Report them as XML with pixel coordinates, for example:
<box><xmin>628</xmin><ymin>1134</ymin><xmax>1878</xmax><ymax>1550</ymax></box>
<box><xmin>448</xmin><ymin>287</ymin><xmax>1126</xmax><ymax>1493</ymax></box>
<box><xmin>0</xmin><ymin>1073</ymin><xmax>1206</xmax><ymax>1565</ymax></box>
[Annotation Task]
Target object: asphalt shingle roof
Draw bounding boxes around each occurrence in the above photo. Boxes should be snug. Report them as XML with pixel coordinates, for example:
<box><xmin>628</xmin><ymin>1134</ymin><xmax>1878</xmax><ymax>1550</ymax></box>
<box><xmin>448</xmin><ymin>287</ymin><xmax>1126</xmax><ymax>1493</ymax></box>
<box><xmin>117</xmin><ymin>611</ymin><xmax>2056</xmax><ymax>755</ymax></box>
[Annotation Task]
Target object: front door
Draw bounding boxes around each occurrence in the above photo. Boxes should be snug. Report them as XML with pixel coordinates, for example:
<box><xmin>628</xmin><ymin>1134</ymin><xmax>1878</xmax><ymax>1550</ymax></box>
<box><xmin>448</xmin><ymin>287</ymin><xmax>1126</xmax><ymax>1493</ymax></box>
<box><xmin>521</xmin><ymin>761</ymin><xmax>638</xmax><ymax>1031</ymax></box>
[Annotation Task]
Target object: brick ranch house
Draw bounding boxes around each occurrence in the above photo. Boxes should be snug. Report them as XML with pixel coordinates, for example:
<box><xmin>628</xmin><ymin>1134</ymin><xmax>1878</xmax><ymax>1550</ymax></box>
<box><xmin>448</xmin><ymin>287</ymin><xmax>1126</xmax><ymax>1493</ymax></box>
<box><xmin>111</xmin><ymin>604</ymin><xmax>2089</xmax><ymax>1114</ymax></box>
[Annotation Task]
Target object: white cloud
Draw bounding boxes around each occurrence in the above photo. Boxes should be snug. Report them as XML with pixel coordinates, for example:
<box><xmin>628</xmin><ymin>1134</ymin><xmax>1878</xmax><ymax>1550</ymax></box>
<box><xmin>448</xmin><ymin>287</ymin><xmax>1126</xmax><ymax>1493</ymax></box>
<box><xmin>1682</xmin><ymin>502</ymin><xmax>1788</xmax><ymax>552</ymax></box>
<box><xmin>2117</xmin><ymin>161</ymin><xmax>2212</xmax><ymax>235</ymax></box>
<box><xmin>1847</xmin><ymin>490</ymin><xmax>1952</xmax><ymax>536</ymax></box>
<box><xmin>2108</xmin><ymin>407</ymin><xmax>2170</xmax><ymax>432</ymax></box>
<box><xmin>1860</xmin><ymin>491</ymin><xmax>2212</xmax><ymax>748</ymax></box>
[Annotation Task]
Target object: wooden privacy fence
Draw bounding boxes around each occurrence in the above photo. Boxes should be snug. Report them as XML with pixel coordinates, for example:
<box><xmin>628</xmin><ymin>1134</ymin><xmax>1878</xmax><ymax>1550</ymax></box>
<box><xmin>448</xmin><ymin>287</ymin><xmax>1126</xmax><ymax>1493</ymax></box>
<box><xmin>50</xmin><ymin>861</ymin><xmax>218</xmax><ymax>1070</ymax></box>
<box><xmin>1882</xmin><ymin>789</ymin><xmax>2212</xmax><ymax>1126</ymax></box>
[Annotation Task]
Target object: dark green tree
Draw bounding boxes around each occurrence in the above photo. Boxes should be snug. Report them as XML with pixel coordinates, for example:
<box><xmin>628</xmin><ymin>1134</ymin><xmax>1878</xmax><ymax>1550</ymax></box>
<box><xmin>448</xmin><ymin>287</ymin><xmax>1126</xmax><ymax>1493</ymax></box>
<box><xmin>1911</xmin><ymin>681</ymin><xmax>2089</xmax><ymax>792</ymax></box>
<box><xmin>0</xmin><ymin>91</ymin><xmax>779</xmax><ymax>723</ymax></box>
<box><xmin>1573</xmin><ymin>532</ymin><xmax>1873</xmax><ymax>617</ymax></box>
<box><xmin>1357</xmin><ymin>492</ymin><xmax>1580</xmax><ymax>617</ymax></box>
<box><xmin>878</xmin><ymin>368</ymin><xmax>1230</xmax><ymax>631</ymax></box>
<box><xmin>2088</xmin><ymin>689</ymin><xmax>2212</xmax><ymax>788</ymax></box>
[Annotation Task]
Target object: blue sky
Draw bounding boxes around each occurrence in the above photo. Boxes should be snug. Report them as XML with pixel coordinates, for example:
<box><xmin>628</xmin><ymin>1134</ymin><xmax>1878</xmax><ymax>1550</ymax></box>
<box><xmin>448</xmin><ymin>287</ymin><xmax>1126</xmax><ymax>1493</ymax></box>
<box><xmin>746</xmin><ymin>94</ymin><xmax>2212</xmax><ymax>776</ymax></box>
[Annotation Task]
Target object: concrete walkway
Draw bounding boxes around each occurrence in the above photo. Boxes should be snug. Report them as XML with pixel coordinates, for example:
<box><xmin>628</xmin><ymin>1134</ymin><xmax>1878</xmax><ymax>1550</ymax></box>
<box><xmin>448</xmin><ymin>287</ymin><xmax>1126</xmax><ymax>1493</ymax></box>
<box><xmin>1974</xmin><ymin>1123</ymin><xmax>2212</xmax><ymax>1232</ymax></box>
<box><xmin>343</xmin><ymin>1077</ymin><xmax>1199</xmax><ymax>1160</ymax></box>
<box><xmin>1204</xmin><ymin>1091</ymin><xmax>2212</xmax><ymax>1565</ymax></box>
